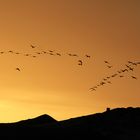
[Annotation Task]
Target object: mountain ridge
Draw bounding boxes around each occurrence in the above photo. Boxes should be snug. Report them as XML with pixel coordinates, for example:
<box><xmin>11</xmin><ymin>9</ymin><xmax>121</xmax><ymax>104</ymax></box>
<box><xmin>0</xmin><ymin>107</ymin><xmax>140</xmax><ymax>139</ymax></box>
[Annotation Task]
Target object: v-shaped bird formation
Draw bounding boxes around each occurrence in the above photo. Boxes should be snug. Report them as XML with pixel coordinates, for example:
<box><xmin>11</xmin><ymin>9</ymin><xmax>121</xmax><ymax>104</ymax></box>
<box><xmin>89</xmin><ymin>61</ymin><xmax>140</xmax><ymax>91</ymax></box>
<box><xmin>0</xmin><ymin>45</ymin><xmax>139</xmax><ymax>92</ymax></box>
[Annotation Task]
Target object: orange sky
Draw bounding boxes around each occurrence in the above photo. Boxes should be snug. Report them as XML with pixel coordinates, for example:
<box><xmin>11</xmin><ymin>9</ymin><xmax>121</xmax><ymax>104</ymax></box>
<box><xmin>0</xmin><ymin>0</ymin><xmax>140</xmax><ymax>122</ymax></box>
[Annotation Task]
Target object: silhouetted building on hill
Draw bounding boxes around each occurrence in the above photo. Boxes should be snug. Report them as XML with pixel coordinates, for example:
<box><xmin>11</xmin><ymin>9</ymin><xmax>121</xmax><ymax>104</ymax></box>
<box><xmin>106</xmin><ymin>107</ymin><xmax>111</xmax><ymax>112</ymax></box>
<box><xmin>0</xmin><ymin>107</ymin><xmax>140</xmax><ymax>140</ymax></box>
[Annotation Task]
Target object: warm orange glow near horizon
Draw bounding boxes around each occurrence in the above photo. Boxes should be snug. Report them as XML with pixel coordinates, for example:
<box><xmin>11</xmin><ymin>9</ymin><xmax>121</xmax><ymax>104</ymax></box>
<box><xmin>0</xmin><ymin>0</ymin><xmax>140</xmax><ymax>122</ymax></box>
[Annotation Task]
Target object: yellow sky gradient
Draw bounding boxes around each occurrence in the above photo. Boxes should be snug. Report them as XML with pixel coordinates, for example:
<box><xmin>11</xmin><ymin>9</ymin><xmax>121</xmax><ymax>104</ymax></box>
<box><xmin>0</xmin><ymin>0</ymin><xmax>140</xmax><ymax>122</ymax></box>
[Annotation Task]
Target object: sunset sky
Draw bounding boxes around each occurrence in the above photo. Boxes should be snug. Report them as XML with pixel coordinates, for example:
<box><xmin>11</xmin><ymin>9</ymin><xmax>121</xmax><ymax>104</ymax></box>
<box><xmin>0</xmin><ymin>0</ymin><xmax>140</xmax><ymax>122</ymax></box>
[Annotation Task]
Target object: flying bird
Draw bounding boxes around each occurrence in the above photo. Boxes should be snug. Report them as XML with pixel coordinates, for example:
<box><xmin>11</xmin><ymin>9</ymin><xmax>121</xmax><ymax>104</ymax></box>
<box><xmin>126</xmin><ymin>64</ymin><xmax>134</xmax><ymax>71</ymax></box>
<box><xmin>8</xmin><ymin>51</ymin><xmax>13</xmax><ymax>53</ymax></box>
<box><xmin>72</xmin><ymin>54</ymin><xmax>78</xmax><ymax>57</ymax></box>
<box><xmin>67</xmin><ymin>53</ymin><xmax>72</xmax><ymax>56</ymax></box>
<box><xmin>30</xmin><ymin>45</ymin><xmax>36</xmax><ymax>48</ymax></box>
<box><xmin>25</xmin><ymin>54</ymin><xmax>30</xmax><ymax>56</ymax></box>
<box><xmin>15</xmin><ymin>52</ymin><xmax>20</xmax><ymax>54</ymax></box>
<box><xmin>67</xmin><ymin>53</ymin><xmax>78</xmax><ymax>57</ymax></box>
<box><xmin>125</xmin><ymin>64</ymin><xmax>132</xmax><ymax>69</ymax></box>
<box><xmin>106</xmin><ymin>76</ymin><xmax>110</xmax><ymax>79</ymax></box>
<box><xmin>129</xmin><ymin>67</ymin><xmax>134</xmax><ymax>71</ymax></box>
<box><xmin>107</xmin><ymin>65</ymin><xmax>113</xmax><ymax>68</ymax></box>
<box><xmin>125</xmin><ymin>65</ymin><xmax>134</xmax><ymax>71</ymax></box>
<box><xmin>85</xmin><ymin>54</ymin><xmax>91</xmax><ymax>58</ymax></box>
<box><xmin>131</xmin><ymin>76</ymin><xmax>137</xmax><ymax>80</ymax></box>
<box><xmin>56</xmin><ymin>53</ymin><xmax>61</xmax><ymax>56</ymax></box>
<box><xmin>131</xmin><ymin>62</ymin><xmax>137</xmax><ymax>66</ymax></box>
<box><xmin>36</xmin><ymin>52</ymin><xmax>41</xmax><ymax>55</ymax></box>
<box><xmin>111</xmin><ymin>74</ymin><xmax>118</xmax><ymax>77</ymax></box>
<box><xmin>117</xmin><ymin>70</ymin><xmax>122</xmax><ymax>74</ymax></box>
<box><xmin>104</xmin><ymin>61</ymin><xmax>109</xmax><ymax>64</ymax></box>
<box><xmin>100</xmin><ymin>81</ymin><xmax>106</xmax><ymax>85</ymax></box>
<box><xmin>48</xmin><ymin>53</ymin><xmax>54</xmax><ymax>55</ymax></box>
<box><xmin>128</xmin><ymin>61</ymin><xmax>133</xmax><ymax>63</ymax></box>
<box><xmin>48</xmin><ymin>50</ymin><xmax>54</xmax><ymax>53</ymax></box>
<box><xmin>15</xmin><ymin>68</ymin><xmax>21</xmax><ymax>71</ymax></box>
<box><xmin>121</xmin><ymin>69</ymin><xmax>128</xmax><ymax>72</ymax></box>
<box><xmin>107</xmin><ymin>81</ymin><xmax>112</xmax><ymax>84</ymax></box>
<box><xmin>78</xmin><ymin>60</ymin><xmax>83</xmax><ymax>66</ymax></box>
<box><xmin>89</xmin><ymin>87</ymin><xmax>96</xmax><ymax>91</ymax></box>
<box><xmin>42</xmin><ymin>51</ymin><xmax>47</xmax><ymax>54</ymax></box>
<box><xmin>103</xmin><ymin>78</ymin><xmax>107</xmax><ymax>81</ymax></box>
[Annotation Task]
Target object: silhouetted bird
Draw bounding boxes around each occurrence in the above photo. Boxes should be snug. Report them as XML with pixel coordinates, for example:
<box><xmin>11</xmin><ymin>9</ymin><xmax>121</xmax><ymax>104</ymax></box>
<box><xmin>48</xmin><ymin>53</ymin><xmax>54</xmax><ymax>55</ymax></box>
<box><xmin>111</xmin><ymin>74</ymin><xmax>118</xmax><ymax>77</ymax></box>
<box><xmin>125</xmin><ymin>64</ymin><xmax>130</xmax><ymax>68</ymax></box>
<box><xmin>42</xmin><ymin>51</ymin><xmax>47</xmax><ymax>54</ymax></box>
<box><xmin>125</xmin><ymin>64</ymin><xmax>132</xmax><ymax>69</ymax></box>
<box><xmin>0</xmin><ymin>52</ymin><xmax>4</xmax><ymax>54</ymax></box>
<box><xmin>25</xmin><ymin>54</ymin><xmax>30</xmax><ymax>56</ymax></box>
<box><xmin>56</xmin><ymin>53</ymin><xmax>61</xmax><ymax>56</ymax></box>
<box><xmin>48</xmin><ymin>50</ymin><xmax>54</xmax><ymax>53</ymax></box>
<box><xmin>131</xmin><ymin>76</ymin><xmax>137</xmax><ymax>80</ymax></box>
<box><xmin>100</xmin><ymin>81</ymin><xmax>106</xmax><ymax>85</ymax></box>
<box><xmin>89</xmin><ymin>87</ymin><xmax>96</xmax><ymax>91</ymax></box>
<box><xmin>78</xmin><ymin>60</ymin><xmax>83</xmax><ymax>66</ymax></box>
<box><xmin>36</xmin><ymin>52</ymin><xmax>41</xmax><ymax>55</ymax></box>
<box><xmin>8</xmin><ymin>51</ymin><xmax>13</xmax><ymax>53</ymax></box>
<box><xmin>103</xmin><ymin>78</ymin><xmax>107</xmax><ymax>81</ymax></box>
<box><xmin>117</xmin><ymin>70</ymin><xmax>122</xmax><ymax>74</ymax></box>
<box><xmin>128</xmin><ymin>61</ymin><xmax>133</xmax><ymax>64</ymax></box>
<box><xmin>93</xmin><ymin>86</ymin><xmax>97</xmax><ymax>89</ymax></box>
<box><xmin>72</xmin><ymin>54</ymin><xmax>78</xmax><ymax>57</ymax></box>
<box><xmin>85</xmin><ymin>55</ymin><xmax>90</xmax><ymax>58</ymax></box>
<box><xmin>104</xmin><ymin>61</ymin><xmax>109</xmax><ymax>64</ymax></box>
<box><xmin>31</xmin><ymin>45</ymin><xmax>36</xmax><ymax>48</ymax></box>
<box><xmin>107</xmin><ymin>65</ymin><xmax>112</xmax><ymax>68</ymax></box>
<box><xmin>15</xmin><ymin>52</ymin><xmax>20</xmax><ymax>54</ymax></box>
<box><xmin>16</xmin><ymin>68</ymin><xmax>21</xmax><ymax>71</ymax></box>
<box><xmin>107</xmin><ymin>81</ymin><xmax>112</xmax><ymax>84</ymax></box>
<box><xmin>132</xmin><ymin>62</ymin><xmax>137</xmax><ymax>66</ymax></box>
<box><xmin>121</xmin><ymin>69</ymin><xmax>128</xmax><ymax>72</ymax></box>
<box><xmin>67</xmin><ymin>53</ymin><xmax>78</xmax><ymax>57</ymax></box>
<box><xmin>67</xmin><ymin>53</ymin><xmax>72</xmax><ymax>56</ymax></box>
<box><xmin>129</xmin><ymin>67</ymin><xmax>134</xmax><ymax>71</ymax></box>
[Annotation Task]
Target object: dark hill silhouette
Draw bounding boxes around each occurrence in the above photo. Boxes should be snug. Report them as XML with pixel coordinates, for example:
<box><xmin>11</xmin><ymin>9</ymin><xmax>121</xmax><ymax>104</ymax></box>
<box><xmin>14</xmin><ymin>114</ymin><xmax>57</xmax><ymax>126</ymax></box>
<box><xmin>0</xmin><ymin>107</ymin><xmax>140</xmax><ymax>139</ymax></box>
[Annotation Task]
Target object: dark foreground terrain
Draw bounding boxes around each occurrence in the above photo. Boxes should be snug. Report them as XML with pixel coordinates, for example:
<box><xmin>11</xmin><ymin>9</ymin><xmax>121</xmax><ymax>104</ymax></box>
<box><xmin>0</xmin><ymin>107</ymin><xmax>140</xmax><ymax>139</ymax></box>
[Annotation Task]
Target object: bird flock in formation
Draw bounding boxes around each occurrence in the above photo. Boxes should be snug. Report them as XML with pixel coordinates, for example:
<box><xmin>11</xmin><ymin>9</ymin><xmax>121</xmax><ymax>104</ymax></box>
<box><xmin>0</xmin><ymin>45</ymin><xmax>139</xmax><ymax>92</ymax></box>
<box><xmin>89</xmin><ymin>60</ymin><xmax>140</xmax><ymax>91</ymax></box>
<box><xmin>0</xmin><ymin>45</ymin><xmax>91</xmax><ymax>71</ymax></box>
